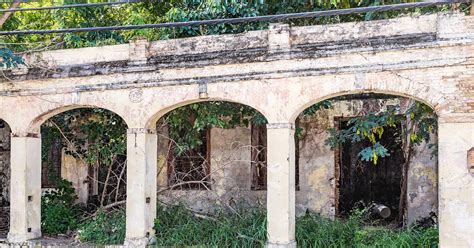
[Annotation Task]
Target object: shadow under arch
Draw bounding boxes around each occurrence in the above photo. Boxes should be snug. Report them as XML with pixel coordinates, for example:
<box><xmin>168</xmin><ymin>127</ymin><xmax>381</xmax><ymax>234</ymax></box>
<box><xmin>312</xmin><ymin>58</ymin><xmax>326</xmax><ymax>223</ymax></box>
<box><xmin>153</xmin><ymin>99</ymin><xmax>269</xmax><ymax>193</ymax></box>
<box><xmin>28</xmin><ymin>104</ymin><xmax>130</xmax><ymax>133</ymax></box>
<box><xmin>292</xmin><ymin>92</ymin><xmax>439</xmax><ymax>226</ymax></box>
<box><xmin>38</xmin><ymin>105</ymin><xmax>130</xmax><ymax>228</ymax></box>
<box><xmin>0</xmin><ymin>118</ymin><xmax>11</xmax><ymax>238</ymax></box>
<box><xmin>290</xmin><ymin>90</ymin><xmax>440</xmax><ymax>124</ymax></box>
<box><xmin>146</xmin><ymin>98</ymin><xmax>270</xmax><ymax>130</ymax></box>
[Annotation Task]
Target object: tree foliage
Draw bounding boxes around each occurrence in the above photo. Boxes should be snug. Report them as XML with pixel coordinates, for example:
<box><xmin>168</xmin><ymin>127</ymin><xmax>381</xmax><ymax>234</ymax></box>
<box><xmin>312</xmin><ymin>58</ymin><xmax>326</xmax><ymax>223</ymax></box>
<box><xmin>326</xmin><ymin>100</ymin><xmax>436</xmax><ymax>165</ymax></box>
<box><xmin>162</xmin><ymin>101</ymin><xmax>267</xmax><ymax>155</ymax></box>
<box><xmin>41</xmin><ymin>108</ymin><xmax>128</xmax><ymax>208</ymax></box>
<box><xmin>1</xmin><ymin>0</ymin><xmax>461</xmax><ymax>53</ymax></box>
<box><xmin>42</xmin><ymin>108</ymin><xmax>127</xmax><ymax>165</ymax></box>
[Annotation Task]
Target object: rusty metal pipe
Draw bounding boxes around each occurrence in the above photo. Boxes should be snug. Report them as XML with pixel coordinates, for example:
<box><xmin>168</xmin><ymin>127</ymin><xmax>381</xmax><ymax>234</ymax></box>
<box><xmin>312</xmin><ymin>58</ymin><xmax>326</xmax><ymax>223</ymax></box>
<box><xmin>372</xmin><ymin>204</ymin><xmax>391</xmax><ymax>219</ymax></box>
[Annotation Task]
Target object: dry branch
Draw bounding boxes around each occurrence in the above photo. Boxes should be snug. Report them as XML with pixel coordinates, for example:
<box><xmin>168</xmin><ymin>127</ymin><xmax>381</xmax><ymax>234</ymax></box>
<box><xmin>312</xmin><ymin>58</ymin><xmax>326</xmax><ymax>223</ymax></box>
<box><xmin>0</xmin><ymin>0</ymin><xmax>20</xmax><ymax>27</ymax></box>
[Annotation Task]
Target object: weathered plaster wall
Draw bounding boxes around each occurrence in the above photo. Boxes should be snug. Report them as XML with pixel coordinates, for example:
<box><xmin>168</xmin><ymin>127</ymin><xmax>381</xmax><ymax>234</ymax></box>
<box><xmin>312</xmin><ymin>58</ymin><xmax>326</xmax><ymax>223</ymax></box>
<box><xmin>438</xmin><ymin>122</ymin><xmax>474</xmax><ymax>248</ymax></box>
<box><xmin>157</xmin><ymin>127</ymin><xmax>266</xmax><ymax>213</ymax></box>
<box><xmin>407</xmin><ymin>139</ymin><xmax>438</xmax><ymax>224</ymax></box>
<box><xmin>0</xmin><ymin>14</ymin><xmax>472</xmax><ymax>132</ymax></box>
<box><xmin>60</xmin><ymin>152</ymin><xmax>89</xmax><ymax>204</ymax></box>
<box><xmin>296</xmin><ymin>109</ymin><xmax>335</xmax><ymax>218</ymax></box>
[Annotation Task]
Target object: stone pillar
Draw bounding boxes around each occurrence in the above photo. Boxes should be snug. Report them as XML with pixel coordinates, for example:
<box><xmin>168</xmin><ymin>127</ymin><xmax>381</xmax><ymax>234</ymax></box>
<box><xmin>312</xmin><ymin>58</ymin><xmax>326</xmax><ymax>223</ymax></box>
<box><xmin>266</xmin><ymin>123</ymin><xmax>296</xmax><ymax>248</ymax></box>
<box><xmin>124</xmin><ymin>128</ymin><xmax>157</xmax><ymax>247</ymax></box>
<box><xmin>8</xmin><ymin>133</ymin><xmax>41</xmax><ymax>243</ymax></box>
<box><xmin>438</xmin><ymin>120</ymin><xmax>474</xmax><ymax>248</ymax></box>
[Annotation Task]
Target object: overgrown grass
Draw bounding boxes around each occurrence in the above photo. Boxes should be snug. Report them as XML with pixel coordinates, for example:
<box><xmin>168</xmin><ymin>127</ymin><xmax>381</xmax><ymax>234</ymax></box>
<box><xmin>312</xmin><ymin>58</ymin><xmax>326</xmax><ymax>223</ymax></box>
<box><xmin>77</xmin><ymin>209</ymin><xmax>126</xmax><ymax>245</ymax></box>
<box><xmin>154</xmin><ymin>204</ymin><xmax>267</xmax><ymax>247</ymax></box>
<box><xmin>75</xmin><ymin>204</ymin><xmax>438</xmax><ymax>247</ymax></box>
<box><xmin>296</xmin><ymin>210</ymin><xmax>438</xmax><ymax>248</ymax></box>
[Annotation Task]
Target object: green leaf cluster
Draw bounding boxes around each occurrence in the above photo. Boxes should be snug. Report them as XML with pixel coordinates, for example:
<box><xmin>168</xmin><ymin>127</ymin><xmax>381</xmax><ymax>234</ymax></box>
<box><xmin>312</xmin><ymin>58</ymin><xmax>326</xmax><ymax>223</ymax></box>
<box><xmin>326</xmin><ymin>101</ymin><xmax>437</xmax><ymax>165</ymax></box>
<box><xmin>0</xmin><ymin>48</ymin><xmax>24</xmax><ymax>68</ymax></box>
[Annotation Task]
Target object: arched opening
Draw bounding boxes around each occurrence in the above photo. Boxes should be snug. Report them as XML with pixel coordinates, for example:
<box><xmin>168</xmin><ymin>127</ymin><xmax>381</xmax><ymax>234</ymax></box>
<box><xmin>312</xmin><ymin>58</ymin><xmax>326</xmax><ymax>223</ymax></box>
<box><xmin>293</xmin><ymin>93</ymin><xmax>438</xmax><ymax>245</ymax></box>
<box><xmin>0</xmin><ymin>119</ymin><xmax>11</xmax><ymax>240</ymax></box>
<box><xmin>39</xmin><ymin>108</ymin><xmax>128</xmax><ymax>242</ymax></box>
<box><xmin>153</xmin><ymin>101</ymin><xmax>269</xmax><ymax>246</ymax></box>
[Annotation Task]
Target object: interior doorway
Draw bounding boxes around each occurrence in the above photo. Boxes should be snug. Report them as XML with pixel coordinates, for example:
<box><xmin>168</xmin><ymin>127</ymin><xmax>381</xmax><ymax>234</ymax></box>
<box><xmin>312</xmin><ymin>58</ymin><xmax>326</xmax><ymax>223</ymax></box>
<box><xmin>335</xmin><ymin>118</ymin><xmax>404</xmax><ymax>221</ymax></box>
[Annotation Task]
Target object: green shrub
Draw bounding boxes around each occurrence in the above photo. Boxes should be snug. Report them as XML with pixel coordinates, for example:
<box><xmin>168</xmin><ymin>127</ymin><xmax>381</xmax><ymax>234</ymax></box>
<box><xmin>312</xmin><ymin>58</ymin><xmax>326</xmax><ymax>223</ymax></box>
<box><xmin>41</xmin><ymin>179</ymin><xmax>79</xmax><ymax>235</ymax></box>
<box><xmin>77</xmin><ymin>209</ymin><xmax>126</xmax><ymax>245</ymax></box>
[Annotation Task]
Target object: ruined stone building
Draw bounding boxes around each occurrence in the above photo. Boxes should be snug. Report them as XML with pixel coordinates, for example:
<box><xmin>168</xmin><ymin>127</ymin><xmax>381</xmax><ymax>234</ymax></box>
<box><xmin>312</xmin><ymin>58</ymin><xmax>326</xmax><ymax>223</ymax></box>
<box><xmin>0</xmin><ymin>13</ymin><xmax>472</xmax><ymax>248</ymax></box>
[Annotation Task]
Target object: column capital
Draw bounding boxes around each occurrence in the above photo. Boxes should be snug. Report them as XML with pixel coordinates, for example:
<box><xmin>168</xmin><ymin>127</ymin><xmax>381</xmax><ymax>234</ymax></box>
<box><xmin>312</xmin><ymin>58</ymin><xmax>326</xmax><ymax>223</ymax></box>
<box><xmin>266</xmin><ymin>123</ymin><xmax>295</xmax><ymax>130</ymax></box>
<box><xmin>127</xmin><ymin>128</ymin><xmax>156</xmax><ymax>135</ymax></box>
<box><xmin>11</xmin><ymin>132</ymin><xmax>40</xmax><ymax>138</ymax></box>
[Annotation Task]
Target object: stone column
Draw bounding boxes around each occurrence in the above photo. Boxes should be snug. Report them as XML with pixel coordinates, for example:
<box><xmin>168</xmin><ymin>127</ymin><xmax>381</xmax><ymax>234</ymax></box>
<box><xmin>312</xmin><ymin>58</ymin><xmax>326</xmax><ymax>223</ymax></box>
<box><xmin>438</xmin><ymin>119</ymin><xmax>474</xmax><ymax>248</ymax></box>
<box><xmin>8</xmin><ymin>133</ymin><xmax>42</xmax><ymax>243</ymax></box>
<box><xmin>124</xmin><ymin>128</ymin><xmax>157</xmax><ymax>247</ymax></box>
<box><xmin>266</xmin><ymin>123</ymin><xmax>296</xmax><ymax>248</ymax></box>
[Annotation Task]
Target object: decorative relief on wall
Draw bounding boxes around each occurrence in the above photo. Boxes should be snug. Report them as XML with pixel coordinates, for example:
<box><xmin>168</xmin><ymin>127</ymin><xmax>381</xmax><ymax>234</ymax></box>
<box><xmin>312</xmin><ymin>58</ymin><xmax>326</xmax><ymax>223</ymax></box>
<box><xmin>129</xmin><ymin>88</ymin><xmax>144</xmax><ymax>103</ymax></box>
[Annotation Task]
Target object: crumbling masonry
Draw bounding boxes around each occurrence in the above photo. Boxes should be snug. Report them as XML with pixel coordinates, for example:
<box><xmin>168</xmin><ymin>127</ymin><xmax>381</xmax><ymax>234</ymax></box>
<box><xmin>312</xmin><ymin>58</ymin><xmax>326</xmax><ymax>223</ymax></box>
<box><xmin>0</xmin><ymin>13</ymin><xmax>473</xmax><ymax>247</ymax></box>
